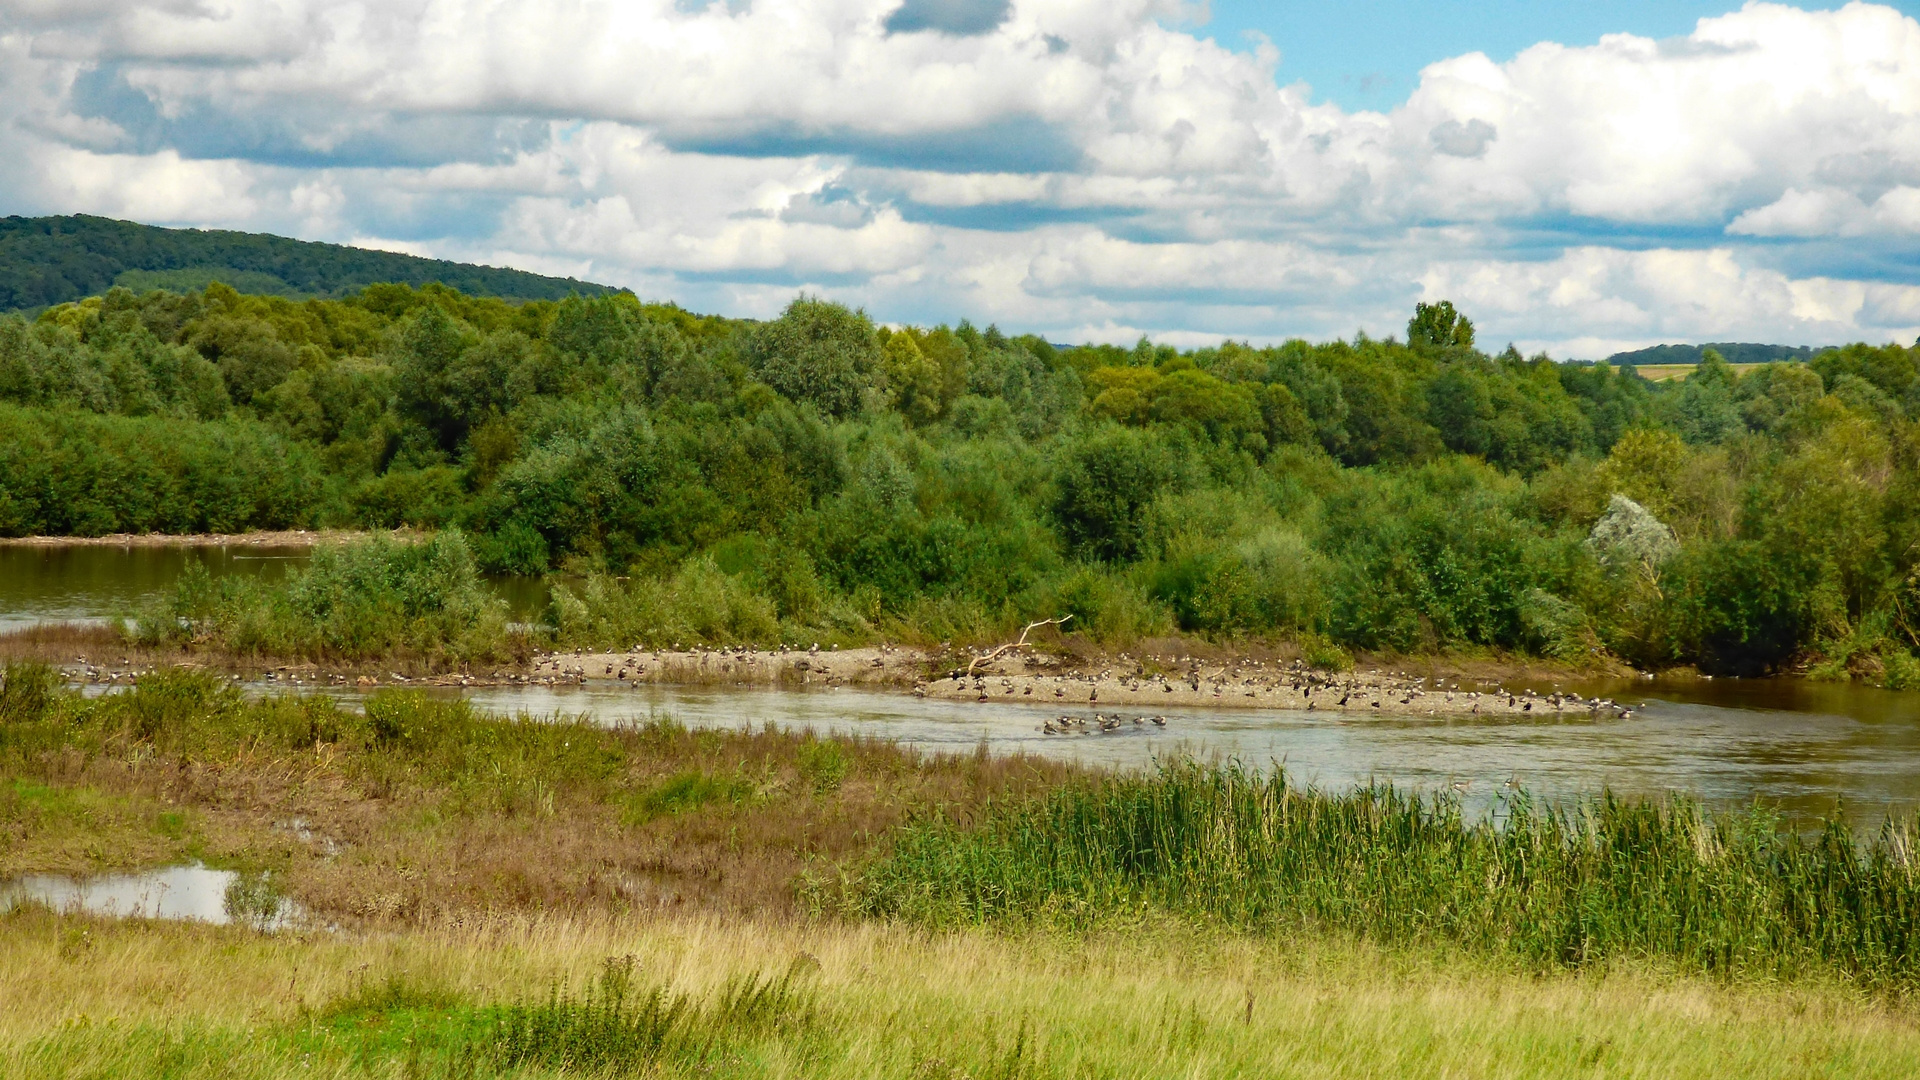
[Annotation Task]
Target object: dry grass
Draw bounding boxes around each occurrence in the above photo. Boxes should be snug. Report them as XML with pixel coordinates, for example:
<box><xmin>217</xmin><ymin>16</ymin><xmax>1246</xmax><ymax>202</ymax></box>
<box><xmin>0</xmin><ymin>623</ymin><xmax>174</xmax><ymax>667</ymax></box>
<box><xmin>1</xmin><ymin>673</ymin><xmax>1079</xmax><ymax>923</ymax></box>
<box><xmin>3</xmin><ymin>910</ymin><xmax>1918</xmax><ymax>1078</ymax></box>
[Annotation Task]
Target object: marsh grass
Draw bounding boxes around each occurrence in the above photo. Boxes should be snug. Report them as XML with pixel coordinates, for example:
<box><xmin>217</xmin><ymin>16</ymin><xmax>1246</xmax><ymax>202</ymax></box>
<box><xmin>0</xmin><ymin>661</ymin><xmax>1076</xmax><ymax>916</ymax></box>
<box><xmin>840</xmin><ymin>761</ymin><xmax>1920</xmax><ymax>989</ymax></box>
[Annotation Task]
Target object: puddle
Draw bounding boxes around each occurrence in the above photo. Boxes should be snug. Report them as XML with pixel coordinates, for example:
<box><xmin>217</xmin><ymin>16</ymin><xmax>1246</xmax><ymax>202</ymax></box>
<box><xmin>1</xmin><ymin>863</ymin><xmax>303</xmax><ymax>930</ymax></box>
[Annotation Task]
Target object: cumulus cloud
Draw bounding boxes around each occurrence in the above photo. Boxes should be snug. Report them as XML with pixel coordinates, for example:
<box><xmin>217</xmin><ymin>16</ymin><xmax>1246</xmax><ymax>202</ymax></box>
<box><xmin>0</xmin><ymin>0</ymin><xmax>1915</xmax><ymax>352</ymax></box>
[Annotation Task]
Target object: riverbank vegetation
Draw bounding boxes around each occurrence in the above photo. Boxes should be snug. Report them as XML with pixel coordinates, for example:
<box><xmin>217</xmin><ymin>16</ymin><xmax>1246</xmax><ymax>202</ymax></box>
<box><xmin>0</xmin><ymin>662</ymin><xmax>1066</xmax><ymax>915</ymax></box>
<box><xmin>7</xmin><ymin>664</ymin><xmax>1920</xmax><ymax>1075</ymax></box>
<box><xmin>2</xmin><ymin>282</ymin><xmax>1917</xmax><ymax>680</ymax></box>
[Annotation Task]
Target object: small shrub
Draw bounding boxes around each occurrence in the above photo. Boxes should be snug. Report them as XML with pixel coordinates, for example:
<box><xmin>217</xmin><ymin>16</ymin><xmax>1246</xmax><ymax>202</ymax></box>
<box><xmin>621</xmin><ymin>769</ymin><xmax>754</xmax><ymax>825</ymax></box>
<box><xmin>0</xmin><ymin>661</ymin><xmax>61</xmax><ymax>723</ymax></box>
<box><xmin>798</xmin><ymin>739</ymin><xmax>848</xmax><ymax>795</ymax></box>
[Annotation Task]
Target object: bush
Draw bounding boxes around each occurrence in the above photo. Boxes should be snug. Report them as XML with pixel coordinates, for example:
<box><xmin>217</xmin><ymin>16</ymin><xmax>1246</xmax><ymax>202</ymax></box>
<box><xmin>139</xmin><ymin>531</ymin><xmax>511</xmax><ymax>661</ymax></box>
<box><xmin>1052</xmin><ymin>425</ymin><xmax>1191</xmax><ymax>562</ymax></box>
<box><xmin>549</xmin><ymin>556</ymin><xmax>780</xmax><ymax>649</ymax></box>
<box><xmin>1666</xmin><ymin>539</ymin><xmax>1823</xmax><ymax>675</ymax></box>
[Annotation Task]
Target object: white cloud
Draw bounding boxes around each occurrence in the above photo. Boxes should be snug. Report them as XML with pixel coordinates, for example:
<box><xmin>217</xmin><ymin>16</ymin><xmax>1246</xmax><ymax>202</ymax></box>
<box><xmin>0</xmin><ymin>1</ymin><xmax>1916</xmax><ymax>353</ymax></box>
<box><xmin>1728</xmin><ymin>188</ymin><xmax>1873</xmax><ymax>237</ymax></box>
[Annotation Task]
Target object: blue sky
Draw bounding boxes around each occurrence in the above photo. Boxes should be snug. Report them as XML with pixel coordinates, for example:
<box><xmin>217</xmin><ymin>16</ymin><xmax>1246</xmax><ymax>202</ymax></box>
<box><xmin>1200</xmin><ymin>2</ymin><xmax>1920</xmax><ymax>108</ymax></box>
<box><xmin>1</xmin><ymin>1</ymin><xmax>1918</xmax><ymax>356</ymax></box>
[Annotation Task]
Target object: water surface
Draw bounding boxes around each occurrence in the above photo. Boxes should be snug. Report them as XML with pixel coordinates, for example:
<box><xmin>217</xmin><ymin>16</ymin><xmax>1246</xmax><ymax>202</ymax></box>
<box><xmin>0</xmin><ymin>545</ymin><xmax>307</xmax><ymax>632</ymax></box>
<box><xmin>326</xmin><ymin>679</ymin><xmax>1920</xmax><ymax>823</ymax></box>
<box><xmin>0</xmin><ymin>543</ymin><xmax>548</xmax><ymax>630</ymax></box>
<box><xmin>0</xmin><ymin>863</ymin><xmax>301</xmax><ymax>929</ymax></box>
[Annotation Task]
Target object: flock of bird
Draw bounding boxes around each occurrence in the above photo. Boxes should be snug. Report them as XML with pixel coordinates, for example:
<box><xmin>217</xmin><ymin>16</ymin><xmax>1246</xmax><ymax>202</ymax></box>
<box><xmin>1041</xmin><ymin>713</ymin><xmax>1169</xmax><ymax>735</ymax></box>
<box><xmin>939</xmin><ymin>656</ymin><xmax>1638</xmax><ymax>721</ymax></box>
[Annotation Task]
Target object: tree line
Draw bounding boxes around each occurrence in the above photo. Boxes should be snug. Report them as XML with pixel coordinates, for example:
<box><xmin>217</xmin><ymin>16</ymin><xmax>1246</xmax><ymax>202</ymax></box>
<box><xmin>2</xmin><ymin>282</ymin><xmax>1917</xmax><ymax>681</ymax></box>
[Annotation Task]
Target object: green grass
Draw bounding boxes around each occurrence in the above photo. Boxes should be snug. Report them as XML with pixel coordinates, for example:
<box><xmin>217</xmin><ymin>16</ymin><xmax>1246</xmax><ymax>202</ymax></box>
<box><xmin>836</xmin><ymin>761</ymin><xmax>1920</xmax><ymax>989</ymax></box>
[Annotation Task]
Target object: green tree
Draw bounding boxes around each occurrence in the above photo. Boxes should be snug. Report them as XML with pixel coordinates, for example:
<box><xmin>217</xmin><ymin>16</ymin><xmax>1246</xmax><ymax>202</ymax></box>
<box><xmin>1407</xmin><ymin>300</ymin><xmax>1475</xmax><ymax>350</ymax></box>
<box><xmin>1053</xmin><ymin>425</ymin><xmax>1190</xmax><ymax>562</ymax></box>
<box><xmin>752</xmin><ymin>296</ymin><xmax>881</xmax><ymax>418</ymax></box>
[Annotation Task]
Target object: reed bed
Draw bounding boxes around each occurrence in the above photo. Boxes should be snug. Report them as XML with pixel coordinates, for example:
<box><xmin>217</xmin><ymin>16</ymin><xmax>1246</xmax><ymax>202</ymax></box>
<box><xmin>839</xmin><ymin>762</ymin><xmax>1920</xmax><ymax>987</ymax></box>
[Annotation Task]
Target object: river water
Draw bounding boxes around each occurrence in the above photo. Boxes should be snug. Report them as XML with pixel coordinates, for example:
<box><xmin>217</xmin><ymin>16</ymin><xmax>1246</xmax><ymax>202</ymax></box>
<box><xmin>4</xmin><ymin>544</ymin><xmax>1919</xmax><ymax>823</ymax></box>
<box><xmin>0</xmin><ymin>542</ymin><xmax>548</xmax><ymax>632</ymax></box>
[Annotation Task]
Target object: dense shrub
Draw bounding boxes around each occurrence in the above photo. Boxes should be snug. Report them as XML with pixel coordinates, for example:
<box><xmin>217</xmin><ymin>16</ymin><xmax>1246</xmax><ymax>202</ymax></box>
<box><xmin>138</xmin><ymin>531</ymin><xmax>512</xmax><ymax>661</ymax></box>
<box><xmin>0</xmin><ymin>404</ymin><xmax>320</xmax><ymax>534</ymax></box>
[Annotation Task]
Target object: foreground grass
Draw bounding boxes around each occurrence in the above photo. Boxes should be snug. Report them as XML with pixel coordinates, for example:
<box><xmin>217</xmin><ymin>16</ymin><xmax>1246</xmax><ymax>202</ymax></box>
<box><xmin>6</xmin><ymin>909</ymin><xmax>1920</xmax><ymax>1079</ymax></box>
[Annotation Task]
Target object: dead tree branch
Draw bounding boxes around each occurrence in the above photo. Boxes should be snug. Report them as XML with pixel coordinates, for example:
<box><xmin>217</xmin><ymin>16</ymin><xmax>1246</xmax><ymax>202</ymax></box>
<box><xmin>965</xmin><ymin>615</ymin><xmax>1073</xmax><ymax>677</ymax></box>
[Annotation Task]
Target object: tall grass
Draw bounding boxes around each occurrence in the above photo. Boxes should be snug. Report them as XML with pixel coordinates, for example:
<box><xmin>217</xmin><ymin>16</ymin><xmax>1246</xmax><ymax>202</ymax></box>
<box><xmin>480</xmin><ymin>955</ymin><xmax>814</xmax><ymax>1073</ymax></box>
<box><xmin>841</xmin><ymin>762</ymin><xmax>1920</xmax><ymax>987</ymax></box>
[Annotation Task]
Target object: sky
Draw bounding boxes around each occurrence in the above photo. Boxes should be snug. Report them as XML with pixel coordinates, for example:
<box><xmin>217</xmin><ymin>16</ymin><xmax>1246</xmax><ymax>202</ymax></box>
<box><xmin>2</xmin><ymin>1</ymin><xmax>1919</xmax><ymax>356</ymax></box>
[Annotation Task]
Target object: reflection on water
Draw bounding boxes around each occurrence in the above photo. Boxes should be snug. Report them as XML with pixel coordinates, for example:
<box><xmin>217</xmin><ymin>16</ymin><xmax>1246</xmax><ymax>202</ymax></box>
<box><xmin>0</xmin><ymin>863</ymin><xmax>301</xmax><ymax>929</ymax></box>
<box><xmin>0</xmin><ymin>543</ymin><xmax>549</xmax><ymax>630</ymax></box>
<box><xmin>0</xmin><ymin>545</ymin><xmax>306</xmax><ymax>632</ymax></box>
<box><xmin>313</xmin><ymin>679</ymin><xmax>1920</xmax><ymax>823</ymax></box>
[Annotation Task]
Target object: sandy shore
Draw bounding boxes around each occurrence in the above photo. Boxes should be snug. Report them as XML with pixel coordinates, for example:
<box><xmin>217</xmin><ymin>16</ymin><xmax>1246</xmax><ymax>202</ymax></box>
<box><xmin>493</xmin><ymin>645</ymin><xmax>1635</xmax><ymax>722</ymax></box>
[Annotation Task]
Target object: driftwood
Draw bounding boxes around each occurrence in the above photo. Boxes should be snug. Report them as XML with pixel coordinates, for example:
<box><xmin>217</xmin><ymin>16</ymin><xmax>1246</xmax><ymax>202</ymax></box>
<box><xmin>964</xmin><ymin>616</ymin><xmax>1073</xmax><ymax>677</ymax></box>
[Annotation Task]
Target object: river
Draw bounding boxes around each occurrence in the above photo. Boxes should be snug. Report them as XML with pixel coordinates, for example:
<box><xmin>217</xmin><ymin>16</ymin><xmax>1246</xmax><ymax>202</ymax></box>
<box><xmin>0</xmin><ymin>542</ymin><xmax>549</xmax><ymax>632</ymax></box>
<box><xmin>4</xmin><ymin>543</ymin><xmax>1917</xmax><ymax>822</ymax></box>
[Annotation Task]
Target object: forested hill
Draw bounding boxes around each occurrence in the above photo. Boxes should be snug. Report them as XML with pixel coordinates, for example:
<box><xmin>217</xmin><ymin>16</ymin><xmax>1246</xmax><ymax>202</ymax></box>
<box><xmin>0</xmin><ymin>215</ymin><xmax>623</xmax><ymax>311</ymax></box>
<box><xmin>1605</xmin><ymin>342</ymin><xmax>1834</xmax><ymax>367</ymax></box>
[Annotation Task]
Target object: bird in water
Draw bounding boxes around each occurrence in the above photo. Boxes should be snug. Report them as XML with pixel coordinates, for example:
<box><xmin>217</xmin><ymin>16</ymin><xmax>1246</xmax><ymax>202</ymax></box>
<box><xmin>1150</xmin><ymin>715</ymin><xmax>1167</xmax><ymax>727</ymax></box>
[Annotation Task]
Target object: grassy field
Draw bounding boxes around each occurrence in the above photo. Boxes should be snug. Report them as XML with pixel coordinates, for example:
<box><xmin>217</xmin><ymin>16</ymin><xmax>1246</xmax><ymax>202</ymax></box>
<box><xmin>7</xmin><ymin>911</ymin><xmax>1920</xmax><ymax>1079</ymax></box>
<box><xmin>7</xmin><ymin>662</ymin><xmax>1920</xmax><ymax>1075</ymax></box>
<box><xmin>1627</xmin><ymin>362</ymin><xmax>1769</xmax><ymax>382</ymax></box>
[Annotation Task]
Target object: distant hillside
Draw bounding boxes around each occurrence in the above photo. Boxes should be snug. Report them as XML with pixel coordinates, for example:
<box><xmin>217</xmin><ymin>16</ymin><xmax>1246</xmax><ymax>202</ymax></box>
<box><xmin>1604</xmin><ymin>342</ymin><xmax>1833</xmax><ymax>367</ymax></box>
<box><xmin>0</xmin><ymin>214</ymin><xmax>624</xmax><ymax>311</ymax></box>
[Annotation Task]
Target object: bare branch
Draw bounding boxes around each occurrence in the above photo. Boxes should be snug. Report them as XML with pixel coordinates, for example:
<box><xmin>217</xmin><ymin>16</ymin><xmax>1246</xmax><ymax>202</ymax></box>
<box><xmin>964</xmin><ymin>615</ymin><xmax>1073</xmax><ymax>677</ymax></box>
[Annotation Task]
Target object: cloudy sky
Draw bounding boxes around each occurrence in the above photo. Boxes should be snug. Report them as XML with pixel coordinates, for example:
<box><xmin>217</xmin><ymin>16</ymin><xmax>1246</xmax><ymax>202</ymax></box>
<box><xmin>3</xmin><ymin>1</ymin><xmax>1919</xmax><ymax>356</ymax></box>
